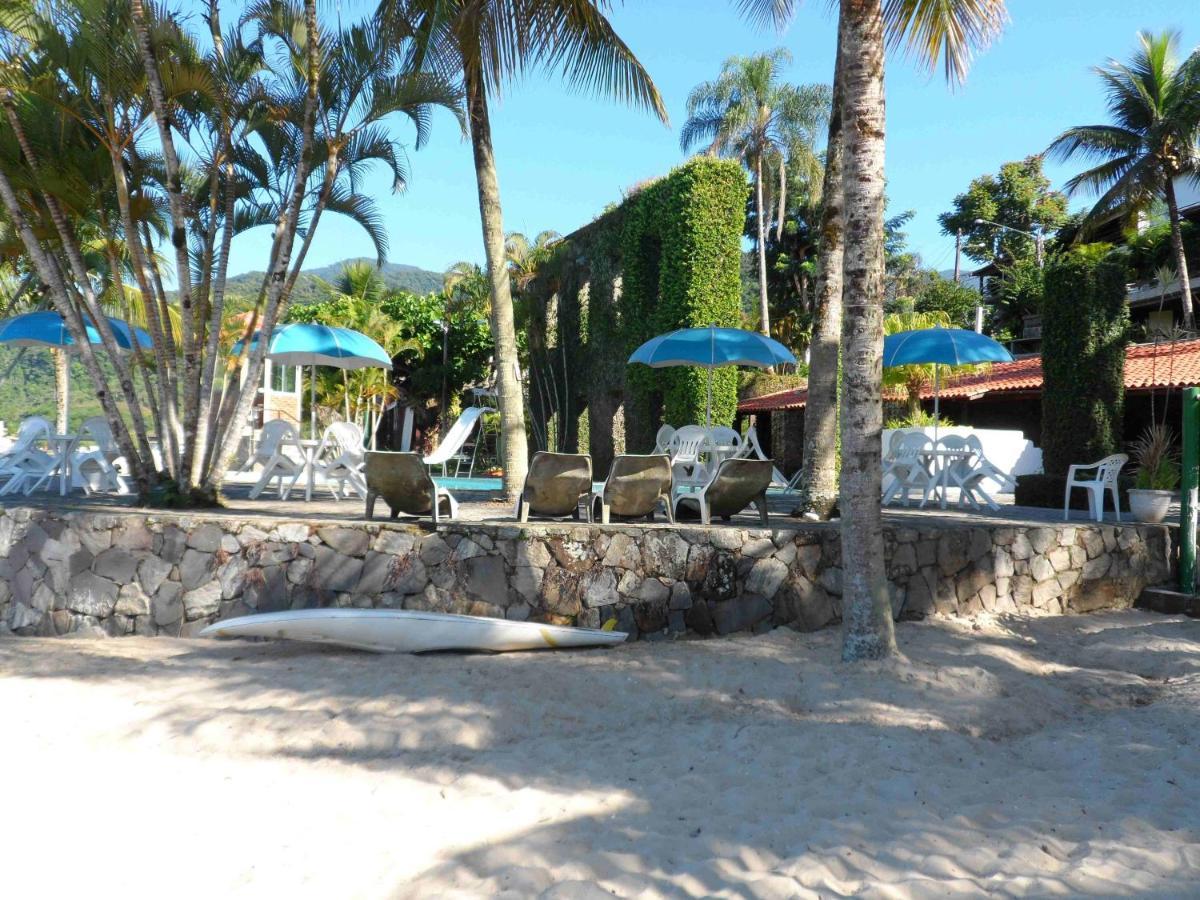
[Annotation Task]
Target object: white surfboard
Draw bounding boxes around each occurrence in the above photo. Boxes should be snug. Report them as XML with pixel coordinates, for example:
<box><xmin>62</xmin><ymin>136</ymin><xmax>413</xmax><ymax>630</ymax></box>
<box><xmin>199</xmin><ymin>608</ymin><xmax>627</xmax><ymax>654</ymax></box>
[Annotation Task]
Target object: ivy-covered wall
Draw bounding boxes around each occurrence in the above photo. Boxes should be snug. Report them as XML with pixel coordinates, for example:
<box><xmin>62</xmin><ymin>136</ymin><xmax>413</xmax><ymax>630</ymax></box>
<box><xmin>1040</xmin><ymin>254</ymin><xmax>1129</xmax><ymax>476</ymax></box>
<box><xmin>526</xmin><ymin>158</ymin><xmax>749</xmax><ymax>475</ymax></box>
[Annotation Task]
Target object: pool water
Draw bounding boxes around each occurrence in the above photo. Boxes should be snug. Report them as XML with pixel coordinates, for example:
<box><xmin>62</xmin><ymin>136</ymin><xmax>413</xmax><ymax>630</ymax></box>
<box><xmin>433</xmin><ymin>476</ymin><xmax>503</xmax><ymax>492</ymax></box>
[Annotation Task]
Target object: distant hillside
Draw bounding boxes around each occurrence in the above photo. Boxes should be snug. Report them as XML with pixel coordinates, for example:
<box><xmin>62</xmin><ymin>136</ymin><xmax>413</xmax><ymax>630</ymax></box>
<box><xmin>223</xmin><ymin>258</ymin><xmax>445</xmax><ymax>305</ymax></box>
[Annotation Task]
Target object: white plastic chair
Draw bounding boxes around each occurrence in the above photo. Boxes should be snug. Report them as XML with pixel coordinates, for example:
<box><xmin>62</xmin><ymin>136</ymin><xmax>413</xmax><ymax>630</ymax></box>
<box><xmin>934</xmin><ymin>435</ymin><xmax>997</xmax><ymax>511</ymax></box>
<box><xmin>249</xmin><ymin>420</ymin><xmax>304</xmax><ymax>499</ymax></box>
<box><xmin>1064</xmin><ymin>453</ymin><xmax>1128</xmax><ymax>522</ymax></box>
<box><xmin>423</xmin><ymin>407</ymin><xmax>493</xmax><ymax>477</ymax></box>
<box><xmin>653</xmin><ymin>424</ymin><xmax>676</xmax><ymax>454</ymax></box>
<box><xmin>72</xmin><ymin>416</ymin><xmax>130</xmax><ymax>494</ymax></box>
<box><xmin>881</xmin><ymin>432</ymin><xmax>935</xmax><ymax>507</ymax></box>
<box><xmin>739</xmin><ymin>424</ymin><xmax>790</xmax><ymax>489</ymax></box>
<box><xmin>314</xmin><ymin>421</ymin><xmax>368</xmax><ymax>500</ymax></box>
<box><xmin>0</xmin><ymin>416</ymin><xmax>54</xmax><ymax>494</ymax></box>
<box><xmin>668</xmin><ymin>425</ymin><xmax>712</xmax><ymax>489</ymax></box>
<box><xmin>965</xmin><ymin>434</ymin><xmax>1017</xmax><ymax>492</ymax></box>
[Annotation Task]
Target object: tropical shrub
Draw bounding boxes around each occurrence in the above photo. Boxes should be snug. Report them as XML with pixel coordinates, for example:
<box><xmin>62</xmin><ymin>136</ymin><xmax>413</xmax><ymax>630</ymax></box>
<box><xmin>1040</xmin><ymin>254</ymin><xmax>1129</xmax><ymax>476</ymax></box>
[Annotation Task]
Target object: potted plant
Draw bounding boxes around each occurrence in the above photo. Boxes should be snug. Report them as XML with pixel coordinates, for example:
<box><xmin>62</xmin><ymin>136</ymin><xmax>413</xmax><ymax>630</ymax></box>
<box><xmin>1127</xmin><ymin>424</ymin><xmax>1180</xmax><ymax>524</ymax></box>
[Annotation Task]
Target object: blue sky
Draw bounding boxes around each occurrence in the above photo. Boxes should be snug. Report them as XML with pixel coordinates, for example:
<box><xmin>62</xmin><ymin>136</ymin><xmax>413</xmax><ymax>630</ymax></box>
<box><xmin>219</xmin><ymin>0</ymin><xmax>1196</xmax><ymax>279</ymax></box>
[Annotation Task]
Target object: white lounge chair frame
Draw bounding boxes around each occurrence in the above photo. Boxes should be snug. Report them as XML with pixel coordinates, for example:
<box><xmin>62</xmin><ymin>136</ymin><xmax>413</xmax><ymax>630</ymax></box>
<box><xmin>0</xmin><ymin>416</ymin><xmax>54</xmax><ymax>495</ymax></box>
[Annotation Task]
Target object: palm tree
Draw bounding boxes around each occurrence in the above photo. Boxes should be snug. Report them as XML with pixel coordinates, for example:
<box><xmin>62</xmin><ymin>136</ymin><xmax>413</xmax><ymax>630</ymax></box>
<box><xmin>378</xmin><ymin>0</ymin><xmax>666</xmax><ymax>502</ymax></box>
<box><xmin>1046</xmin><ymin>31</ymin><xmax>1200</xmax><ymax>329</ymax></box>
<box><xmin>680</xmin><ymin>49</ymin><xmax>829</xmax><ymax>337</ymax></box>
<box><xmin>738</xmin><ymin>0</ymin><xmax>1009</xmax><ymax>661</ymax></box>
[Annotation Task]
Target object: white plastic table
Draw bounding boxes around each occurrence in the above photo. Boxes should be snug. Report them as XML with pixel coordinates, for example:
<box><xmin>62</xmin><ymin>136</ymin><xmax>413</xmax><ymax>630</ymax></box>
<box><xmin>30</xmin><ymin>434</ymin><xmax>79</xmax><ymax>497</ymax></box>
<box><xmin>917</xmin><ymin>447</ymin><xmax>974</xmax><ymax>510</ymax></box>
<box><xmin>293</xmin><ymin>438</ymin><xmax>322</xmax><ymax>502</ymax></box>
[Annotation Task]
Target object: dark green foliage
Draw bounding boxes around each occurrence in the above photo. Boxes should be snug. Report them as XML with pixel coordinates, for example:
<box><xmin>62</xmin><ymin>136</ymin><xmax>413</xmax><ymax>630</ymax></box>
<box><xmin>526</xmin><ymin>158</ymin><xmax>748</xmax><ymax>470</ymax></box>
<box><xmin>938</xmin><ymin>157</ymin><xmax>1068</xmax><ymax>265</ymax></box>
<box><xmin>1040</xmin><ymin>254</ymin><xmax>1129</xmax><ymax>476</ymax></box>
<box><xmin>913</xmin><ymin>275</ymin><xmax>980</xmax><ymax>329</ymax></box>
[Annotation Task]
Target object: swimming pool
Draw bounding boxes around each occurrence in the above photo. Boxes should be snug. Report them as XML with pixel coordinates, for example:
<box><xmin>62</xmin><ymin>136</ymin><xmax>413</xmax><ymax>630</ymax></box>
<box><xmin>433</xmin><ymin>476</ymin><xmax>503</xmax><ymax>492</ymax></box>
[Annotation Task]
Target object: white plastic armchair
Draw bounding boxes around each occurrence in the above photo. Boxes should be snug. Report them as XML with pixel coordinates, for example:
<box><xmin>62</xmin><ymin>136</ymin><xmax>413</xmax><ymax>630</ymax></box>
<box><xmin>935</xmin><ymin>435</ymin><xmax>998</xmax><ymax>511</ymax></box>
<box><xmin>653</xmin><ymin>424</ymin><xmax>676</xmax><ymax>454</ymax></box>
<box><xmin>314</xmin><ymin>421</ymin><xmax>368</xmax><ymax>500</ymax></box>
<box><xmin>0</xmin><ymin>416</ymin><xmax>51</xmax><ymax>474</ymax></box>
<box><xmin>668</xmin><ymin>425</ymin><xmax>712</xmax><ymax>489</ymax></box>
<box><xmin>72</xmin><ymin>416</ymin><xmax>130</xmax><ymax>495</ymax></box>
<box><xmin>1064</xmin><ymin>453</ymin><xmax>1128</xmax><ymax>522</ymax></box>
<box><xmin>249</xmin><ymin>420</ymin><xmax>303</xmax><ymax>499</ymax></box>
<box><xmin>881</xmin><ymin>432</ymin><xmax>935</xmax><ymax>507</ymax></box>
<box><xmin>964</xmin><ymin>434</ymin><xmax>1017</xmax><ymax>492</ymax></box>
<box><xmin>740</xmin><ymin>424</ymin><xmax>790</xmax><ymax>489</ymax></box>
<box><xmin>0</xmin><ymin>416</ymin><xmax>53</xmax><ymax>494</ymax></box>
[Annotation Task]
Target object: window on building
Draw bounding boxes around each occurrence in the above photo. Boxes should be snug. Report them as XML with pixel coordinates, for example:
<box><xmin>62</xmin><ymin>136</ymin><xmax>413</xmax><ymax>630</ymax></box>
<box><xmin>270</xmin><ymin>364</ymin><xmax>299</xmax><ymax>393</ymax></box>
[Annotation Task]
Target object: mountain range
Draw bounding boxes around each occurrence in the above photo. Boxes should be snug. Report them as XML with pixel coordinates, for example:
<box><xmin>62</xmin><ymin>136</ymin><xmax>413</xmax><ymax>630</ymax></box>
<box><xmin>223</xmin><ymin>258</ymin><xmax>445</xmax><ymax>305</ymax></box>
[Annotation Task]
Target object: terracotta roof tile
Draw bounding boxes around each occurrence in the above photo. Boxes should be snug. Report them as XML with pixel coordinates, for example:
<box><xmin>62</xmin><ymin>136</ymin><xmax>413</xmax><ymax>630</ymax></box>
<box><xmin>737</xmin><ymin>339</ymin><xmax>1200</xmax><ymax>413</ymax></box>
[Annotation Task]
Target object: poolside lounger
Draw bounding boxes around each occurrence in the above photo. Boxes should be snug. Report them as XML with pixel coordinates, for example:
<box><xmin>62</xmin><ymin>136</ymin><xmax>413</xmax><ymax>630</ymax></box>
<box><xmin>674</xmin><ymin>457</ymin><xmax>773</xmax><ymax>526</ymax></box>
<box><xmin>516</xmin><ymin>451</ymin><xmax>592</xmax><ymax>522</ymax></box>
<box><xmin>588</xmin><ymin>453</ymin><xmax>674</xmax><ymax>524</ymax></box>
<box><xmin>364</xmin><ymin>451</ymin><xmax>457</xmax><ymax>523</ymax></box>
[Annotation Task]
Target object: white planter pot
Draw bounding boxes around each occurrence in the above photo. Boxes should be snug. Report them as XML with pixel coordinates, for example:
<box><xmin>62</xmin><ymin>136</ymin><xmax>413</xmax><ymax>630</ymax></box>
<box><xmin>1127</xmin><ymin>488</ymin><xmax>1174</xmax><ymax>524</ymax></box>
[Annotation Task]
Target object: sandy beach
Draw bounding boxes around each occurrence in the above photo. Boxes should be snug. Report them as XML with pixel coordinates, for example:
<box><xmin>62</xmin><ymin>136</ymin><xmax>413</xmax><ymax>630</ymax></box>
<box><xmin>3</xmin><ymin>610</ymin><xmax>1199</xmax><ymax>898</ymax></box>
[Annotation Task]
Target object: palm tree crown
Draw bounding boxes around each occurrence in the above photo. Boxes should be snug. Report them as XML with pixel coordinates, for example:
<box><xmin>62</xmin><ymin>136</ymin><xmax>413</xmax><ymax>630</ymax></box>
<box><xmin>1047</xmin><ymin>30</ymin><xmax>1200</xmax><ymax>327</ymax></box>
<box><xmin>680</xmin><ymin>48</ymin><xmax>829</xmax><ymax>337</ymax></box>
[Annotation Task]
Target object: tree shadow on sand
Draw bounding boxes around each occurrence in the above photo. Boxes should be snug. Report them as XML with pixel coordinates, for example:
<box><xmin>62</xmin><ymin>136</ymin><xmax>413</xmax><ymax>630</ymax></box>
<box><xmin>3</xmin><ymin>611</ymin><xmax>1200</xmax><ymax>895</ymax></box>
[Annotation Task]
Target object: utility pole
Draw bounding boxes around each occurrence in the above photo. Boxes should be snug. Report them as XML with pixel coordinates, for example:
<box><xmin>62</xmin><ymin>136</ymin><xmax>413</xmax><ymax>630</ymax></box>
<box><xmin>953</xmin><ymin>228</ymin><xmax>962</xmax><ymax>283</ymax></box>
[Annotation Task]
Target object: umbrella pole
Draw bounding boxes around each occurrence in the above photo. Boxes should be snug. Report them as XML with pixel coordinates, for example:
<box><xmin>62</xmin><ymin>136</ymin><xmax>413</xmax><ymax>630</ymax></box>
<box><xmin>706</xmin><ymin>369</ymin><xmax>713</xmax><ymax>428</ymax></box>
<box><xmin>310</xmin><ymin>365</ymin><xmax>316</xmax><ymax>440</ymax></box>
<box><xmin>707</xmin><ymin>323</ymin><xmax>714</xmax><ymax>427</ymax></box>
<box><xmin>933</xmin><ymin>364</ymin><xmax>940</xmax><ymax>443</ymax></box>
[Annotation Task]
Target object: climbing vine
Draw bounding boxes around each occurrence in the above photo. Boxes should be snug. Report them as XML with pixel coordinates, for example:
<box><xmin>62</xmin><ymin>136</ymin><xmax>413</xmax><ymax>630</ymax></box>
<box><xmin>1040</xmin><ymin>253</ymin><xmax>1128</xmax><ymax>475</ymax></box>
<box><xmin>526</xmin><ymin>158</ymin><xmax>747</xmax><ymax>470</ymax></box>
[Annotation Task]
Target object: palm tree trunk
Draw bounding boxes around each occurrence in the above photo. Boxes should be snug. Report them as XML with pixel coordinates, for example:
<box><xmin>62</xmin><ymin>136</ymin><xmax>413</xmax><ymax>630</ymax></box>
<box><xmin>130</xmin><ymin>0</ymin><xmax>201</xmax><ymax>487</ymax></box>
<box><xmin>754</xmin><ymin>154</ymin><xmax>772</xmax><ymax>336</ymax></box>
<box><xmin>0</xmin><ymin>93</ymin><xmax>154</xmax><ymax>476</ymax></box>
<box><xmin>207</xmin><ymin>0</ymin><xmax>321</xmax><ymax>489</ymax></box>
<box><xmin>795</xmin><ymin>30</ymin><xmax>845</xmax><ymax>520</ymax></box>
<box><xmin>775</xmin><ymin>157</ymin><xmax>788</xmax><ymax>242</ymax></box>
<box><xmin>1164</xmin><ymin>178</ymin><xmax>1195</xmax><ymax>331</ymax></box>
<box><xmin>465</xmin><ymin>65</ymin><xmax>528</xmax><ymax>501</ymax></box>
<box><xmin>52</xmin><ymin>349</ymin><xmax>69</xmax><ymax>433</ymax></box>
<box><xmin>0</xmin><ymin>167</ymin><xmax>149</xmax><ymax>495</ymax></box>
<box><xmin>837</xmin><ymin>0</ymin><xmax>896</xmax><ymax>662</ymax></box>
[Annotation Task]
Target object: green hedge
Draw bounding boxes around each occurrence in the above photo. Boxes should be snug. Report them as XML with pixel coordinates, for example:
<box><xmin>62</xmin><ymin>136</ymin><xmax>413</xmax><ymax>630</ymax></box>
<box><xmin>527</xmin><ymin>158</ymin><xmax>748</xmax><ymax>466</ymax></box>
<box><xmin>1040</xmin><ymin>254</ymin><xmax>1128</xmax><ymax>476</ymax></box>
<box><xmin>620</xmin><ymin>158</ymin><xmax>748</xmax><ymax>437</ymax></box>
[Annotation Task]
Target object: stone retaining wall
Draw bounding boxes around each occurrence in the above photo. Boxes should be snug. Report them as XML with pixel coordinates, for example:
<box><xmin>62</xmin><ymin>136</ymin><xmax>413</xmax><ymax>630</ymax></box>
<box><xmin>0</xmin><ymin>506</ymin><xmax>1174</xmax><ymax>640</ymax></box>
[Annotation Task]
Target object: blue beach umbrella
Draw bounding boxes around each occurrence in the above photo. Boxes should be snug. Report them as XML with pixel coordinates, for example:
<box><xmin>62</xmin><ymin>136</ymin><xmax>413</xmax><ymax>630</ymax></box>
<box><xmin>0</xmin><ymin>311</ymin><xmax>153</xmax><ymax>427</ymax></box>
<box><xmin>233</xmin><ymin>323</ymin><xmax>393</xmax><ymax>437</ymax></box>
<box><xmin>0</xmin><ymin>310</ymin><xmax>151</xmax><ymax>351</ymax></box>
<box><xmin>629</xmin><ymin>325</ymin><xmax>797</xmax><ymax>426</ymax></box>
<box><xmin>883</xmin><ymin>326</ymin><xmax>1012</xmax><ymax>439</ymax></box>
